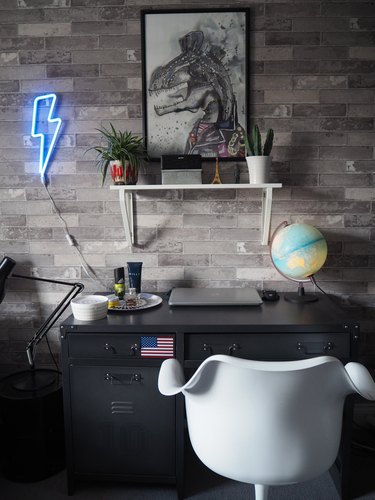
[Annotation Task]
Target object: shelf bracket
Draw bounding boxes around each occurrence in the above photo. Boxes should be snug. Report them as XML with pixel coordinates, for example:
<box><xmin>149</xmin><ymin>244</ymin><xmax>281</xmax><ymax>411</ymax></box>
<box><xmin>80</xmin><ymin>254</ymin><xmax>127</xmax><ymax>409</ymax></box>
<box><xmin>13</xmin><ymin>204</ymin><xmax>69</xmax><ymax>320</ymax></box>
<box><xmin>113</xmin><ymin>183</ymin><xmax>281</xmax><ymax>249</ymax></box>
<box><xmin>261</xmin><ymin>187</ymin><xmax>273</xmax><ymax>246</ymax></box>
<box><xmin>118</xmin><ymin>189</ymin><xmax>134</xmax><ymax>246</ymax></box>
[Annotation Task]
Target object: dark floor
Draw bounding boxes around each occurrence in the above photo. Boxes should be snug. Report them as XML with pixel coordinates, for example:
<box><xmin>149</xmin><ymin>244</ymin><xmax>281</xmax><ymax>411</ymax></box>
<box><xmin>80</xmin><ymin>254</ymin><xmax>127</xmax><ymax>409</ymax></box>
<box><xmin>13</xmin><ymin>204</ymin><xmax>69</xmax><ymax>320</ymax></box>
<box><xmin>1</xmin><ymin>446</ymin><xmax>375</xmax><ymax>500</ymax></box>
<box><xmin>1</xmin><ymin>401</ymin><xmax>375</xmax><ymax>500</ymax></box>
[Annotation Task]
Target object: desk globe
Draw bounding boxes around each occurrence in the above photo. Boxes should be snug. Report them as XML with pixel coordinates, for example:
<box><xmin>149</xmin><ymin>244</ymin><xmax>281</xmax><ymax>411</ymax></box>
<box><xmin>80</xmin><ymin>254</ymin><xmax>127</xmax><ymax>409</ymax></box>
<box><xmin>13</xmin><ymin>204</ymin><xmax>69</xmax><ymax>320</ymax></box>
<box><xmin>270</xmin><ymin>222</ymin><xmax>328</xmax><ymax>303</ymax></box>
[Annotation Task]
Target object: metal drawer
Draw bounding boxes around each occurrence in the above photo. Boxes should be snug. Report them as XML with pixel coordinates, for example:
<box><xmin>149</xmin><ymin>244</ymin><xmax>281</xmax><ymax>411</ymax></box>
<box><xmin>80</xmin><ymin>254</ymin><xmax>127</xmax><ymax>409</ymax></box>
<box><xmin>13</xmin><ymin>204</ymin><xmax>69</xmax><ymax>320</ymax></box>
<box><xmin>69</xmin><ymin>364</ymin><xmax>175</xmax><ymax>477</ymax></box>
<box><xmin>68</xmin><ymin>334</ymin><xmax>141</xmax><ymax>359</ymax></box>
<box><xmin>185</xmin><ymin>333</ymin><xmax>350</xmax><ymax>361</ymax></box>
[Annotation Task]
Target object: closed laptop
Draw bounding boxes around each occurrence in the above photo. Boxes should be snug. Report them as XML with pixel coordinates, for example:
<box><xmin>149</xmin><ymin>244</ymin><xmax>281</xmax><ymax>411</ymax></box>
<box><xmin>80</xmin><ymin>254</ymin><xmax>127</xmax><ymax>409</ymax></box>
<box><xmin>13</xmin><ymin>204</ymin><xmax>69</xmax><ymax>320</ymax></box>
<box><xmin>168</xmin><ymin>288</ymin><xmax>262</xmax><ymax>307</ymax></box>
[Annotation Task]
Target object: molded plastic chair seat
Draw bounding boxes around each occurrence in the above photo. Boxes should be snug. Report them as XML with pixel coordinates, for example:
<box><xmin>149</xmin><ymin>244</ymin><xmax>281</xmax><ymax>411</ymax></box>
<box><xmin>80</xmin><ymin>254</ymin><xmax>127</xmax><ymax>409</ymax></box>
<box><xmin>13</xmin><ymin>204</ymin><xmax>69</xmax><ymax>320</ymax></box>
<box><xmin>158</xmin><ymin>355</ymin><xmax>375</xmax><ymax>500</ymax></box>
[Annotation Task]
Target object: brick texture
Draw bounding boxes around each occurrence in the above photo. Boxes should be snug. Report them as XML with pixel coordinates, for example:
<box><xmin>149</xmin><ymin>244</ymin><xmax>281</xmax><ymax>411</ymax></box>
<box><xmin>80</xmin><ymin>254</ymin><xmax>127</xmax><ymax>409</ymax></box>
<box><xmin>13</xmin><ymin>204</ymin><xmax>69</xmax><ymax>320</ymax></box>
<box><xmin>0</xmin><ymin>0</ymin><xmax>375</xmax><ymax>371</ymax></box>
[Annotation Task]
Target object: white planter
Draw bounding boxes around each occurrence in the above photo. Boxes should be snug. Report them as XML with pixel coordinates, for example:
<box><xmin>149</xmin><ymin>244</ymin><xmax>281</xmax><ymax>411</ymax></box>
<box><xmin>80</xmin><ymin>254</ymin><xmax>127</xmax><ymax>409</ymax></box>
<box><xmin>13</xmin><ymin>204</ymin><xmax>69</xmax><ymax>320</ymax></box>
<box><xmin>246</xmin><ymin>156</ymin><xmax>272</xmax><ymax>184</ymax></box>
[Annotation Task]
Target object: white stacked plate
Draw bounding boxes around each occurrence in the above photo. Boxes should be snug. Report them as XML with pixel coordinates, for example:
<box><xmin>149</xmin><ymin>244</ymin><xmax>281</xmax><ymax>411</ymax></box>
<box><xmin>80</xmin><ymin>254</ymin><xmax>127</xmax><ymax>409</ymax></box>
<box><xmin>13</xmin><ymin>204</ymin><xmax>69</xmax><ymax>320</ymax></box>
<box><xmin>70</xmin><ymin>295</ymin><xmax>108</xmax><ymax>321</ymax></box>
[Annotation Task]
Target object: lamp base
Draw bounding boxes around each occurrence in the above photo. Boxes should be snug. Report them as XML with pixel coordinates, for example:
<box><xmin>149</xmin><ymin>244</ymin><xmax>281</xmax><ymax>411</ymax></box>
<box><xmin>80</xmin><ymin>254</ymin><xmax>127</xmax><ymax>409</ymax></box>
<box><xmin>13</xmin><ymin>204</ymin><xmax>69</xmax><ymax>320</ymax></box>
<box><xmin>284</xmin><ymin>292</ymin><xmax>319</xmax><ymax>303</ymax></box>
<box><xmin>11</xmin><ymin>370</ymin><xmax>56</xmax><ymax>392</ymax></box>
<box><xmin>0</xmin><ymin>369</ymin><xmax>65</xmax><ymax>482</ymax></box>
<box><xmin>284</xmin><ymin>281</ymin><xmax>319</xmax><ymax>304</ymax></box>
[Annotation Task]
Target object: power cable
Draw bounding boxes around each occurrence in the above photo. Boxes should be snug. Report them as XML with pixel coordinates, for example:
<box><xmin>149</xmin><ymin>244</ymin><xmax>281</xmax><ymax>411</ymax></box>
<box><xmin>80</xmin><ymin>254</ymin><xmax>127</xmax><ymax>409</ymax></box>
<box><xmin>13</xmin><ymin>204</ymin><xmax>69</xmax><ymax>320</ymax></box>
<box><xmin>42</xmin><ymin>179</ymin><xmax>110</xmax><ymax>291</ymax></box>
<box><xmin>28</xmin><ymin>177</ymin><xmax>111</xmax><ymax>365</ymax></box>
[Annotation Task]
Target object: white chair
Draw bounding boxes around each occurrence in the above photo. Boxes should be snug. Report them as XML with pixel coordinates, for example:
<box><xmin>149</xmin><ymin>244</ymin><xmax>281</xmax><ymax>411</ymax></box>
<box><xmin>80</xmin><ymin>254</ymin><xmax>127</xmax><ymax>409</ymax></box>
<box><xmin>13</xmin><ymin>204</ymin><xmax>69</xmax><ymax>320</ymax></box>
<box><xmin>158</xmin><ymin>355</ymin><xmax>375</xmax><ymax>500</ymax></box>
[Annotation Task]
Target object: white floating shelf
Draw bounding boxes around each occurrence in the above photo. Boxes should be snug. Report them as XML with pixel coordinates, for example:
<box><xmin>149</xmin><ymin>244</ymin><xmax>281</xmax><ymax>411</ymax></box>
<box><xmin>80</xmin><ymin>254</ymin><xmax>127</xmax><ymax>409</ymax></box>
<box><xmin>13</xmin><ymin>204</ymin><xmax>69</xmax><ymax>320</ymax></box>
<box><xmin>110</xmin><ymin>183</ymin><xmax>282</xmax><ymax>248</ymax></box>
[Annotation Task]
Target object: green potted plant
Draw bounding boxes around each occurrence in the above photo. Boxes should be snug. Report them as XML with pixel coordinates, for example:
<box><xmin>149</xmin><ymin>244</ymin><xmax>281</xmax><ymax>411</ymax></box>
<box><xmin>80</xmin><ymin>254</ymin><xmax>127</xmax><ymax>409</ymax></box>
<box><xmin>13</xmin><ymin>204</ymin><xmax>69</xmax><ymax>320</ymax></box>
<box><xmin>243</xmin><ymin>125</ymin><xmax>274</xmax><ymax>184</ymax></box>
<box><xmin>89</xmin><ymin>123</ymin><xmax>147</xmax><ymax>186</ymax></box>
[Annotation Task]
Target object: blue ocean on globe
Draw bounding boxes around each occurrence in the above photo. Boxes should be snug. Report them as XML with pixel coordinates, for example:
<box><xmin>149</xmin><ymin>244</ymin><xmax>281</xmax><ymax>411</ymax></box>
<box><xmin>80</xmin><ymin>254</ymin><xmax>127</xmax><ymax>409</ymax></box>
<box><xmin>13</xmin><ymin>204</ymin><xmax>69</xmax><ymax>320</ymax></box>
<box><xmin>271</xmin><ymin>223</ymin><xmax>328</xmax><ymax>280</ymax></box>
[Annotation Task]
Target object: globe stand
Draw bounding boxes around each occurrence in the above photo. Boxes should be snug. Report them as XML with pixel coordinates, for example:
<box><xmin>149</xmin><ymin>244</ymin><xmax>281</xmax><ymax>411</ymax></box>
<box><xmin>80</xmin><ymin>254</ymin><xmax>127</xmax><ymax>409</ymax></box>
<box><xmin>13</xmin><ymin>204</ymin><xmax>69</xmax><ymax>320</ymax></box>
<box><xmin>284</xmin><ymin>282</ymin><xmax>318</xmax><ymax>304</ymax></box>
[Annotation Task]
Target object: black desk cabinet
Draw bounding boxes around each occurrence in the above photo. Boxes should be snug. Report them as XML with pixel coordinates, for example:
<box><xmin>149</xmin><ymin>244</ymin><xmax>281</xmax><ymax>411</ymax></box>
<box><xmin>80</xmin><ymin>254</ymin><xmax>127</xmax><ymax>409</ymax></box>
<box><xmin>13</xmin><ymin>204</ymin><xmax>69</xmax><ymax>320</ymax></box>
<box><xmin>60</xmin><ymin>331</ymin><xmax>176</xmax><ymax>494</ymax></box>
<box><xmin>60</xmin><ymin>292</ymin><xmax>359</xmax><ymax>498</ymax></box>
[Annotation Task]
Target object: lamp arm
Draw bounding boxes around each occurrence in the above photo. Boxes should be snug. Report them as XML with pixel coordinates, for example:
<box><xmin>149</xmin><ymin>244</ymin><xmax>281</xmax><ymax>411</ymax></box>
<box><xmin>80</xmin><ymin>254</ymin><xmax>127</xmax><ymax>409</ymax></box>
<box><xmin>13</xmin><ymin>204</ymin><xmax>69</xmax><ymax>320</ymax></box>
<box><xmin>12</xmin><ymin>274</ymin><xmax>84</xmax><ymax>369</ymax></box>
<box><xmin>12</xmin><ymin>274</ymin><xmax>84</xmax><ymax>288</ymax></box>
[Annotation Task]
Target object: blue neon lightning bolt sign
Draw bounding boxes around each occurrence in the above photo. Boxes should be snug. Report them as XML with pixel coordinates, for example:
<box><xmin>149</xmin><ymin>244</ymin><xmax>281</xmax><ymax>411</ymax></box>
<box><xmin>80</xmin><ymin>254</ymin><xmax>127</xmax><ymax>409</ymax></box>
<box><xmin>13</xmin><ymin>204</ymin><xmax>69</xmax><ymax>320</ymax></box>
<box><xmin>31</xmin><ymin>93</ymin><xmax>62</xmax><ymax>183</ymax></box>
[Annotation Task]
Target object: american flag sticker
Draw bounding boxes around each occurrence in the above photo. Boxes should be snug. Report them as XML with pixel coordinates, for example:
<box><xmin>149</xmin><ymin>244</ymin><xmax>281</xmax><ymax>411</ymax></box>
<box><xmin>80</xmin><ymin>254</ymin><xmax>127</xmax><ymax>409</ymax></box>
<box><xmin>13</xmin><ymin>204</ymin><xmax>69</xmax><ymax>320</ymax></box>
<box><xmin>140</xmin><ymin>336</ymin><xmax>174</xmax><ymax>358</ymax></box>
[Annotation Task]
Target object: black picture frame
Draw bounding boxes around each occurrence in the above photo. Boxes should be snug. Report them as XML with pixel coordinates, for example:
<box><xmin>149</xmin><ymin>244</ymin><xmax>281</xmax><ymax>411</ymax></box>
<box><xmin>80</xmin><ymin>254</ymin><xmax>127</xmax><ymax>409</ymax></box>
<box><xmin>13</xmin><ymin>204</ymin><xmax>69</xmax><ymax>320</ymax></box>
<box><xmin>141</xmin><ymin>8</ymin><xmax>249</xmax><ymax>162</ymax></box>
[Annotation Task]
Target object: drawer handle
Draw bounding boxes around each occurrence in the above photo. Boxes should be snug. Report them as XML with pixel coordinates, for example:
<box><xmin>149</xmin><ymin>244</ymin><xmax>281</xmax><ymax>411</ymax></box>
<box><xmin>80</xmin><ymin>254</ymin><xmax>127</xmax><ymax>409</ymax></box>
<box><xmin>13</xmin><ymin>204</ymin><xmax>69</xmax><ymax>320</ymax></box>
<box><xmin>202</xmin><ymin>343</ymin><xmax>213</xmax><ymax>355</ymax></box>
<box><xmin>105</xmin><ymin>373</ymin><xmax>142</xmax><ymax>384</ymax></box>
<box><xmin>104</xmin><ymin>343</ymin><xmax>138</xmax><ymax>356</ymax></box>
<box><xmin>202</xmin><ymin>343</ymin><xmax>241</xmax><ymax>356</ymax></box>
<box><xmin>296</xmin><ymin>341</ymin><xmax>334</xmax><ymax>355</ymax></box>
<box><xmin>104</xmin><ymin>343</ymin><xmax>116</xmax><ymax>353</ymax></box>
<box><xmin>324</xmin><ymin>341</ymin><xmax>334</xmax><ymax>351</ymax></box>
<box><xmin>228</xmin><ymin>343</ymin><xmax>240</xmax><ymax>355</ymax></box>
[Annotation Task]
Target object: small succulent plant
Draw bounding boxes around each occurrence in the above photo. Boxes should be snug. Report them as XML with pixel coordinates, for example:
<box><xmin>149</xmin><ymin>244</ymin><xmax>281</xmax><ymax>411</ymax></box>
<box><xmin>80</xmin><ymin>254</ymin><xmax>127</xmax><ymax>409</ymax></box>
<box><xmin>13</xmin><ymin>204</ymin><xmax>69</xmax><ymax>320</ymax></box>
<box><xmin>244</xmin><ymin>125</ymin><xmax>274</xmax><ymax>156</ymax></box>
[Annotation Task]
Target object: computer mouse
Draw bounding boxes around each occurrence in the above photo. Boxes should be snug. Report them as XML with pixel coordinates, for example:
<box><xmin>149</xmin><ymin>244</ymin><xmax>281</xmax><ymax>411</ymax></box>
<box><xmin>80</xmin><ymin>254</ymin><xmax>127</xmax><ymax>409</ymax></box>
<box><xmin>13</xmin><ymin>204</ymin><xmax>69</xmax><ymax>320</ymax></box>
<box><xmin>262</xmin><ymin>289</ymin><xmax>279</xmax><ymax>301</ymax></box>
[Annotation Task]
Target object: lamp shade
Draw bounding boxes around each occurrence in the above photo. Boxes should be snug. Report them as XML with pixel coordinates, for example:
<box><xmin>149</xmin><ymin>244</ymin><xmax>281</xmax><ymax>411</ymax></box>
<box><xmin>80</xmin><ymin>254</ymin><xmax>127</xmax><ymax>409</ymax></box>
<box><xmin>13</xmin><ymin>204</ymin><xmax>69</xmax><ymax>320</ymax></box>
<box><xmin>0</xmin><ymin>256</ymin><xmax>16</xmax><ymax>303</ymax></box>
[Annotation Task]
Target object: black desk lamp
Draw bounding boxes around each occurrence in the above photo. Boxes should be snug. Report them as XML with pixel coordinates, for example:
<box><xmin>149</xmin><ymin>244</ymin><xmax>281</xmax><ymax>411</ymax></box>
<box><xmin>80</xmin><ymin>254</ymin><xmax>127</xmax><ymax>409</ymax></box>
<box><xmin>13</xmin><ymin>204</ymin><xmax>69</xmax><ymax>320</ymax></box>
<box><xmin>0</xmin><ymin>255</ymin><xmax>84</xmax><ymax>391</ymax></box>
<box><xmin>0</xmin><ymin>255</ymin><xmax>84</xmax><ymax>482</ymax></box>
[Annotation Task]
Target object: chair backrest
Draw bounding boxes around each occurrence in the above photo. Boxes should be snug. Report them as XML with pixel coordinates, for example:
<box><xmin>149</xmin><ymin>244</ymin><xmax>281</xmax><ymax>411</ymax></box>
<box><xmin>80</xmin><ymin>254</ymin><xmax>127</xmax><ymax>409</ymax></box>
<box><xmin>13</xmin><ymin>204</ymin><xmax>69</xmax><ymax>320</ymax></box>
<box><xmin>180</xmin><ymin>355</ymin><xmax>358</xmax><ymax>486</ymax></box>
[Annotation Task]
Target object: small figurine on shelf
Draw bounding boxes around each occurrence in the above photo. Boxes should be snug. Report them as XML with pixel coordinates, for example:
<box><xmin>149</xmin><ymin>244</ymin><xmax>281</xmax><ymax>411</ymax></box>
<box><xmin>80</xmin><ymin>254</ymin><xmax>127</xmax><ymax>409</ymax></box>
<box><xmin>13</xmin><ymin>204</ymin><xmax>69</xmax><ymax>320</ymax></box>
<box><xmin>211</xmin><ymin>157</ymin><xmax>222</xmax><ymax>184</ymax></box>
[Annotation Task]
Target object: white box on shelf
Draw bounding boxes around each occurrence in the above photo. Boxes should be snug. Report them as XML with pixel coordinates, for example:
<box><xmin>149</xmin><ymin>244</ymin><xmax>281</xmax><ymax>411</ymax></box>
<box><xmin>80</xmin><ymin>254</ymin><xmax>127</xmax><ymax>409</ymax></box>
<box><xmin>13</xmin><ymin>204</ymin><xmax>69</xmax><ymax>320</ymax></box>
<box><xmin>161</xmin><ymin>154</ymin><xmax>202</xmax><ymax>185</ymax></box>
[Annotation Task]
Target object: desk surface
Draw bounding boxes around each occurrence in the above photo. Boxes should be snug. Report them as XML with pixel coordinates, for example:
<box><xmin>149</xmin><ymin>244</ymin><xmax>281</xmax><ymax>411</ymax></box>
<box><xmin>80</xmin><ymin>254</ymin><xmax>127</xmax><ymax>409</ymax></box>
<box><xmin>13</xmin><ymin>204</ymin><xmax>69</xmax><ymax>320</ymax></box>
<box><xmin>61</xmin><ymin>292</ymin><xmax>358</xmax><ymax>334</ymax></box>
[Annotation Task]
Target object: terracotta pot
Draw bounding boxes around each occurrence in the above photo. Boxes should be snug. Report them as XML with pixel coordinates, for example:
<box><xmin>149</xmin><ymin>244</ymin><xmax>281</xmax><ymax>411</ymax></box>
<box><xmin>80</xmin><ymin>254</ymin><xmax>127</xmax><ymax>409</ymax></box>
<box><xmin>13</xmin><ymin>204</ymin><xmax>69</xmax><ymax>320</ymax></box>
<box><xmin>246</xmin><ymin>156</ymin><xmax>272</xmax><ymax>184</ymax></box>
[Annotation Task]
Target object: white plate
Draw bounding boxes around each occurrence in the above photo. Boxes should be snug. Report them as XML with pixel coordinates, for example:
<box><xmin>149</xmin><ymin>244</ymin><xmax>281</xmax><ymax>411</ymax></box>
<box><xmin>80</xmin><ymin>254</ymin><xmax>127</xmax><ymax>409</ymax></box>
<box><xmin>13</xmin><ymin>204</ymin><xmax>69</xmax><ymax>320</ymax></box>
<box><xmin>108</xmin><ymin>293</ymin><xmax>163</xmax><ymax>312</ymax></box>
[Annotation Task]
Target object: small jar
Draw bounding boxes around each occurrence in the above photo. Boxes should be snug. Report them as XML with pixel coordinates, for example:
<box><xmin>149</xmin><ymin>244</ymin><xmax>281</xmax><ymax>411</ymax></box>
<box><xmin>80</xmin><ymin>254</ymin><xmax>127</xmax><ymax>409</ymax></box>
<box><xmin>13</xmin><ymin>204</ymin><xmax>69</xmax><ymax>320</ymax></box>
<box><xmin>107</xmin><ymin>295</ymin><xmax>120</xmax><ymax>309</ymax></box>
<box><xmin>125</xmin><ymin>287</ymin><xmax>138</xmax><ymax>308</ymax></box>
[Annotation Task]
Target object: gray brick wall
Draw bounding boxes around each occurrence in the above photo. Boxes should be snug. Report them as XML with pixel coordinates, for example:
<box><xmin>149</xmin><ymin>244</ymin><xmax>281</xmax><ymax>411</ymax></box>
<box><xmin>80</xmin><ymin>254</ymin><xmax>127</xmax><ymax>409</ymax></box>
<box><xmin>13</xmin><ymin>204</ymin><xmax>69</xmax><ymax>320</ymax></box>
<box><xmin>0</xmin><ymin>0</ymin><xmax>374</xmax><ymax>372</ymax></box>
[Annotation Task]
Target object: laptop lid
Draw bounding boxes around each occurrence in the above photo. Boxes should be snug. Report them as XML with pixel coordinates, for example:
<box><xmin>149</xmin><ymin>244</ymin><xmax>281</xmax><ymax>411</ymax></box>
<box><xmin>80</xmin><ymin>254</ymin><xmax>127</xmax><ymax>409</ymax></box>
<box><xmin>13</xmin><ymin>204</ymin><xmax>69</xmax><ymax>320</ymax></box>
<box><xmin>168</xmin><ymin>288</ymin><xmax>263</xmax><ymax>307</ymax></box>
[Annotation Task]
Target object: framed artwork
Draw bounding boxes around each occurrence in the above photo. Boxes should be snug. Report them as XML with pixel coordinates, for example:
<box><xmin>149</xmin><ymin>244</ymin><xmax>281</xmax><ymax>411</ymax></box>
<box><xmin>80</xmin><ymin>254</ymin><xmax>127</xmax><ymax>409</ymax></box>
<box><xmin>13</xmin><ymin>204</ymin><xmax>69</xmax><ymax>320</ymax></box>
<box><xmin>141</xmin><ymin>8</ymin><xmax>249</xmax><ymax>161</ymax></box>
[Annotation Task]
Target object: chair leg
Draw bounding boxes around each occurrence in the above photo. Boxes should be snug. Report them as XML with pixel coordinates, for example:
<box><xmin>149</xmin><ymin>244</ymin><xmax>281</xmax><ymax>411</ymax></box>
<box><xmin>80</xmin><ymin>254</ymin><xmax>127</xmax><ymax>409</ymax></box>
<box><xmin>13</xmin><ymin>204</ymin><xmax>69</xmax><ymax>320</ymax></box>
<box><xmin>254</xmin><ymin>484</ymin><xmax>269</xmax><ymax>500</ymax></box>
